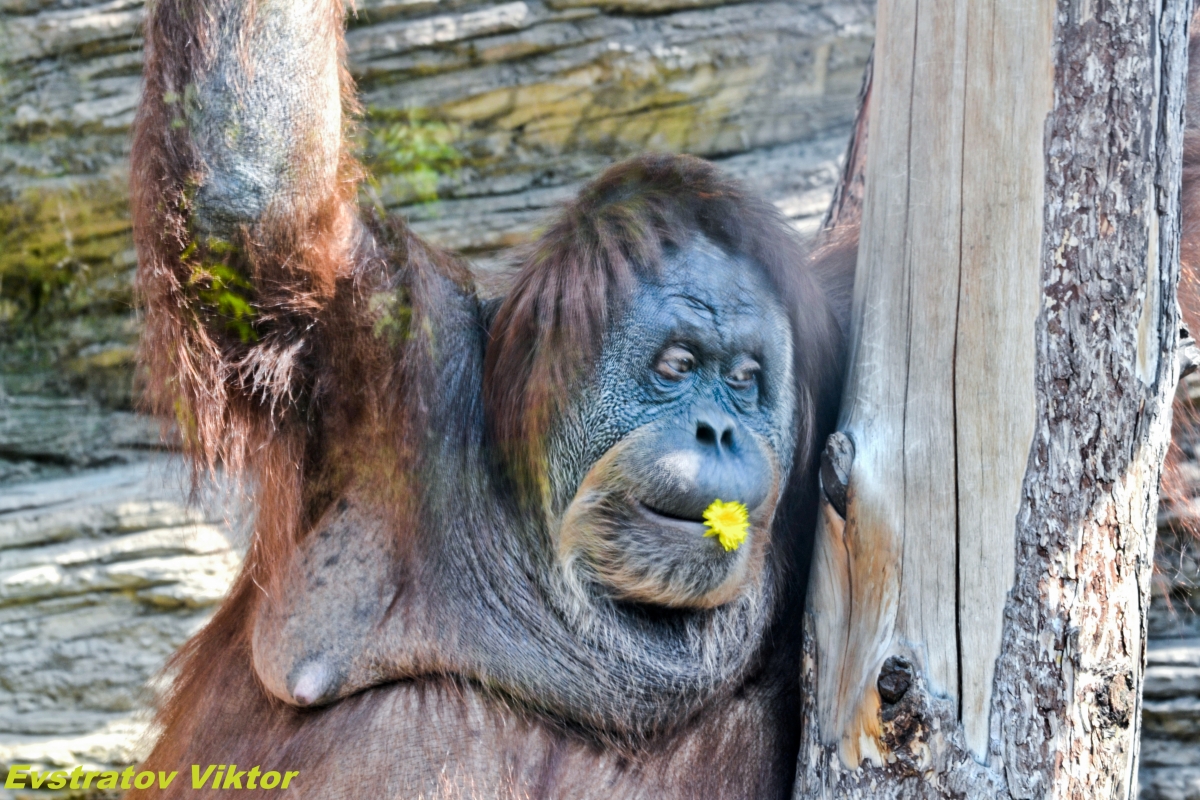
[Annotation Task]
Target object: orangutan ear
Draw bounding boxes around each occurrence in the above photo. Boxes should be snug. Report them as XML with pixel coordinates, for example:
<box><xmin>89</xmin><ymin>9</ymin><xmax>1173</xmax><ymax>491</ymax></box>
<box><xmin>250</xmin><ymin>498</ymin><xmax>412</xmax><ymax>707</ymax></box>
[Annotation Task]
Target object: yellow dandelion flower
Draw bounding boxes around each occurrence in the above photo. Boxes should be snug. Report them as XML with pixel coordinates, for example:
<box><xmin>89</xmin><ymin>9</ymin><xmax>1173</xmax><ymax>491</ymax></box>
<box><xmin>702</xmin><ymin>498</ymin><xmax>750</xmax><ymax>552</ymax></box>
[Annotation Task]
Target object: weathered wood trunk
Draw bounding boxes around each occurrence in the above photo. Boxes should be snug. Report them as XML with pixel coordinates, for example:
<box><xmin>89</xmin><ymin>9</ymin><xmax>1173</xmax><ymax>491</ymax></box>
<box><xmin>796</xmin><ymin>0</ymin><xmax>1191</xmax><ymax>797</ymax></box>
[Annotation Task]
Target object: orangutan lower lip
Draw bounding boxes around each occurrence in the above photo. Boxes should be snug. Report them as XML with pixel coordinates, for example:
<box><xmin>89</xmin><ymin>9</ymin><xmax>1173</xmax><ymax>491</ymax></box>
<box><xmin>636</xmin><ymin>501</ymin><xmax>706</xmax><ymax>527</ymax></box>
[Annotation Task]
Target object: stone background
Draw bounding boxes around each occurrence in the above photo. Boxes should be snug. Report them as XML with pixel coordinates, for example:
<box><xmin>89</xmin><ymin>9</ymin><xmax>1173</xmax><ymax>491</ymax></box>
<box><xmin>1145</xmin><ymin>378</ymin><xmax>1200</xmax><ymax>800</ymax></box>
<box><xmin>0</xmin><ymin>0</ymin><xmax>873</xmax><ymax>405</ymax></box>
<box><xmin>1</xmin><ymin>0</ymin><xmax>1198</xmax><ymax>798</ymax></box>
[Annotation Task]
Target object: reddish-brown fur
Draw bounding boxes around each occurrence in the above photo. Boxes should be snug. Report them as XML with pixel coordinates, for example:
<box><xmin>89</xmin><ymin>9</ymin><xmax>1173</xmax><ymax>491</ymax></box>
<box><xmin>133</xmin><ymin>0</ymin><xmax>362</xmax><ymax>580</ymax></box>
<box><xmin>131</xmin><ymin>172</ymin><xmax>844</xmax><ymax>799</ymax></box>
<box><xmin>129</xmin><ymin>2</ymin><xmax>851</xmax><ymax>797</ymax></box>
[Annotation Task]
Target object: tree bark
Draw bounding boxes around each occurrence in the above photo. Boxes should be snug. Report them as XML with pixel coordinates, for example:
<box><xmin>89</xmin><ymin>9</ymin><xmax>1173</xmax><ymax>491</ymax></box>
<box><xmin>796</xmin><ymin>1</ymin><xmax>1191</xmax><ymax>798</ymax></box>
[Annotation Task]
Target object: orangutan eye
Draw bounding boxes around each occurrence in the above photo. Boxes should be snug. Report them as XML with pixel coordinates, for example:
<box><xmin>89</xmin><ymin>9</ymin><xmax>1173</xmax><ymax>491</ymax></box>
<box><xmin>655</xmin><ymin>345</ymin><xmax>696</xmax><ymax>381</ymax></box>
<box><xmin>726</xmin><ymin>359</ymin><xmax>760</xmax><ymax>391</ymax></box>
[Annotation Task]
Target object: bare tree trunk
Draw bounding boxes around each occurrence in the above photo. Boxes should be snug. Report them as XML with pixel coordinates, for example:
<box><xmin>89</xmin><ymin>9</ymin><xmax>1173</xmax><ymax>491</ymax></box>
<box><xmin>796</xmin><ymin>0</ymin><xmax>1191</xmax><ymax>797</ymax></box>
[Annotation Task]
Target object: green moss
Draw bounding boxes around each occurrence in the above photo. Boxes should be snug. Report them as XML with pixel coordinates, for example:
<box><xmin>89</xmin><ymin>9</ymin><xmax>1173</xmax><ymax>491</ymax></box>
<box><xmin>0</xmin><ymin>180</ymin><xmax>139</xmax><ymax>406</ymax></box>
<box><xmin>175</xmin><ymin>185</ymin><xmax>259</xmax><ymax>344</ymax></box>
<box><xmin>0</xmin><ymin>109</ymin><xmax>462</xmax><ymax>402</ymax></box>
<box><xmin>186</xmin><ymin>252</ymin><xmax>259</xmax><ymax>344</ymax></box>
<box><xmin>359</xmin><ymin>109</ymin><xmax>463</xmax><ymax>206</ymax></box>
<box><xmin>0</xmin><ymin>181</ymin><xmax>134</xmax><ymax>326</ymax></box>
<box><xmin>369</xmin><ymin>288</ymin><xmax>413</xmax><ymax>347</ymax></box>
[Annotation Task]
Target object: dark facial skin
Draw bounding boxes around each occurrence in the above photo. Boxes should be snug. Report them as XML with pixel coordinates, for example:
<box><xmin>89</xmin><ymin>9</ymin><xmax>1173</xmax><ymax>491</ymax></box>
<box><xmin>553</xmin><ymin>237</ymin><xmax>797</xmax><ymax>608</ymax></box>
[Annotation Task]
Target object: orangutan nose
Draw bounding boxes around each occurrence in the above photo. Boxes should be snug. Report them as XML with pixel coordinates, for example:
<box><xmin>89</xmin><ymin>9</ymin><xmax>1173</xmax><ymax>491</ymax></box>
<box><xmin>628</xmin><ymin>403</ymin><xmax>769</xmax><ymax>521</ymax></box>
<box><xmin>694</xmin><ymin>405</ymin><xmax>738</xmax><ymax>453</ymax></box>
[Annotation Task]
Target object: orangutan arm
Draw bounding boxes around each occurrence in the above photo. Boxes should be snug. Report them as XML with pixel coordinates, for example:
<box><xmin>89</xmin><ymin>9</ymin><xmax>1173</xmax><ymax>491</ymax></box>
<box><xmin>132</xmin><ymin>0</ymin><xmax>485</xmax><ymax>478</ymax></box>
<box><xmin>184</xmin><ymin>2</ymin><xmax>348</xmax><ymax>240</ymax></box>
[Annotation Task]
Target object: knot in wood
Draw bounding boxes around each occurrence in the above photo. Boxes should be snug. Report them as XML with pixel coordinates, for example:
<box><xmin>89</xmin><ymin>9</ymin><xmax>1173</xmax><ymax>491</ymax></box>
<box><xmin>1179</xmin><ymin>327</ymin><xmax>1200</xmax><ymax>378</ymax></box>
<box><xmin>820</xmin><ymin>431</ymin><xmax>854</xmax><ymax>518</ymax></box>
<box><xmin>877</xmin><ymin>655</ymin><xmax>913</xmax><ymax>705</ymax></box>
<box><xmin>1096</xmin><ymin>672</ymin><xmax>1134</xmax><ymax>728</ymax></box>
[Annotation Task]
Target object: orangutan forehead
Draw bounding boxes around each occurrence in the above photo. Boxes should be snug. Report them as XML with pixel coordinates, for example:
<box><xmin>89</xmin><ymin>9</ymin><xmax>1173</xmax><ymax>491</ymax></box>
<box><xmin>616</xmin><ymin>238</ymin><xmax>786</xmax><ymax>342</ymax></box>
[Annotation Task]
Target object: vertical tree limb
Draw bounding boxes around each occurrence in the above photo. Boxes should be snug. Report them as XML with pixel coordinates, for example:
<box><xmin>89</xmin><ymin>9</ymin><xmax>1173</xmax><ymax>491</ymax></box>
<box><xmin>796</xmin><ymin>1</ymin><xmax>1189</xmax><ymax>797</ymax></box>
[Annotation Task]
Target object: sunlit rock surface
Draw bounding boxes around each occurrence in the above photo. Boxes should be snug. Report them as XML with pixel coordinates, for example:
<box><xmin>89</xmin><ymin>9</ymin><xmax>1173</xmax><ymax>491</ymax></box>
<box><xmin>0</xmin><ymin>394</ymin><xmax>244</xmax><ymax>798</ymax></box>
<box><xmin>0</xmin><ymin>0</ymin><xmax>873</xmax><ymax>401</ymax></box>
<box><xmin>1143</xmin><ymin>376</ymin><xmax>1200</xmax><ymax>800</ymax></box>
<box><xmin>1141</xmin><ymin>640</ymin><xmax>1200</xmax><ymax>800</ymax></box>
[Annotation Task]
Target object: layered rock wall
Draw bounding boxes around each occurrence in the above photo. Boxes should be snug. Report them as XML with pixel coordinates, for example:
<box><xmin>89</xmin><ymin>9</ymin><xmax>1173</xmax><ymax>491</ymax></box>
<box><xmin>0</xmin><ymin>0</ymin><xmax>874</xmax><ymax>402</ymax></box>
<box><xmin>0</xmin><ymin>396</ymin><xmax>243</xmax><ymax>796</ymax></box>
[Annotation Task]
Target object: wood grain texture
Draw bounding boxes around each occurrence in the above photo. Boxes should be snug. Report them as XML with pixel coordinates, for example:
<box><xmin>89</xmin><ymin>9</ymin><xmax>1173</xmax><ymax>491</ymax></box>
<box><xmin>824</xmin><ymin>0</ymin><xmax>968</xmax><ymax>754</ymax></box>
<box><xmin>822</xmin><ymin>48</ymin><xmax>872</xmax><ymax>232</ymax></box>
<box><xmin>812</xmin><ymin>0</ymin><xmax>972</xmax><ymax>765</ymax></box>
<box><xmin>953</xmin><ymin>0</ymin><xmax>1053</xmax><ymax>759</ymax></box>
